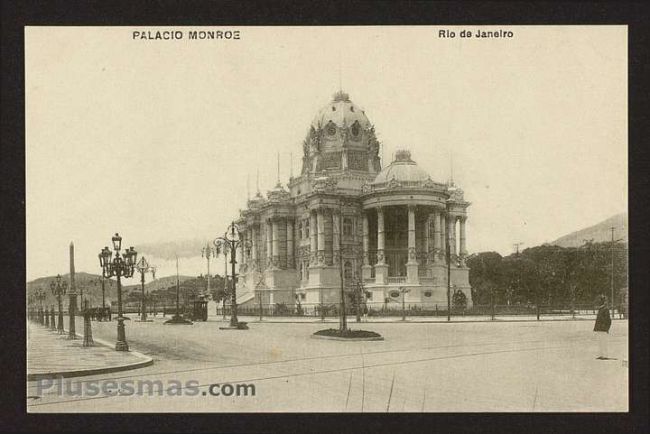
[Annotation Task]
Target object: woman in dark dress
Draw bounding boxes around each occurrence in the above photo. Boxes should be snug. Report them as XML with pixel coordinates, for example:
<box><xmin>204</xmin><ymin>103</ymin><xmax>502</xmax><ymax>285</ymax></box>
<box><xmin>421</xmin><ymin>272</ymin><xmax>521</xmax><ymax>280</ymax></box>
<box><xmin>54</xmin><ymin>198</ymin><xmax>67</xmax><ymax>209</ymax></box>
<box><xmin>594</xmin><ymin>295</ymin><xmax>612</xmax><ymax>360</ymax></box>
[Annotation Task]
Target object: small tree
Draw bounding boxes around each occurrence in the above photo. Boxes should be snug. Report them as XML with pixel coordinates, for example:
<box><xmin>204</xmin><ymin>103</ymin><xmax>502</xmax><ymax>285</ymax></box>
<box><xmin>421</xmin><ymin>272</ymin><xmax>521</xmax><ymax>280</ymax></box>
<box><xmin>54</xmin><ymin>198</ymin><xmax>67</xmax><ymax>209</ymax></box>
<box><xmin>452</xmin><ymin>290</ymin><xmax>468</xmax><ymax>312</ymax></box>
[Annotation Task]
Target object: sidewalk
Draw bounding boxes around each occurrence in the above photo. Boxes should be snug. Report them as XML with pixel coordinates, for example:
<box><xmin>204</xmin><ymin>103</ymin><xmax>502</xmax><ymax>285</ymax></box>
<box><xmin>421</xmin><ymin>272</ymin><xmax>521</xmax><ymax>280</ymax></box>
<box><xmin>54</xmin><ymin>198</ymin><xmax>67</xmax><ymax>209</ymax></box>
<box><xmin>216</xmin><ymin>313</ymin><xmax>608</xmax><ymax>324</ymax></box>
<box><xmin>27</xmin><ymin>321</ymin><xmax>153</xmax><ymax>381</ymax></box>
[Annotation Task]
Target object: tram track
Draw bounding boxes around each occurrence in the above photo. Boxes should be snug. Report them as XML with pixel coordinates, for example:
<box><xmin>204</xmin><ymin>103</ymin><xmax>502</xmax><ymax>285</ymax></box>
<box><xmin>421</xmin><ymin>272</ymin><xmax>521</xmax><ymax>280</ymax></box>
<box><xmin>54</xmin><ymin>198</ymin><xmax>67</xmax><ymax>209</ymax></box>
<box><xmin>28</xmin><ymin>339</ymin><xmax>589</xmax><ymax>408</ymax></box>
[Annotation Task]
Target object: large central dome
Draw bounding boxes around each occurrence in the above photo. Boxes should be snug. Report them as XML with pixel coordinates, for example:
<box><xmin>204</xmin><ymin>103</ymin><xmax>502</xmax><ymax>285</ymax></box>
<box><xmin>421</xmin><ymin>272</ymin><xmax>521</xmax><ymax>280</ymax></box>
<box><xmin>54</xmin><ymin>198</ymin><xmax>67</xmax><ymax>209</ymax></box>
<box><xmin>301</xmin><ymin>91</ymin><xmax>381</xmax><ymax>175</ymax></box>
<box><xmin>311</xmin><ymin>90</ymin><xmax>372</xmax><ymax>130</ymax></box>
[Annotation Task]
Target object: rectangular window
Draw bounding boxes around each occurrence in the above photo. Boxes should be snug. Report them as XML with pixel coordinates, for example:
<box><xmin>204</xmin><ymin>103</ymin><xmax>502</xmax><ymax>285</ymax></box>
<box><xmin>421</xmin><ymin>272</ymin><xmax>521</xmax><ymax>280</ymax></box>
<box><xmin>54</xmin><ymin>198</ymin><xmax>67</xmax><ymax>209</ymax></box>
<box><xmin>343</xmin><ymin>217</ymin><xmax>353</xmax><ymax>237</ymax></box>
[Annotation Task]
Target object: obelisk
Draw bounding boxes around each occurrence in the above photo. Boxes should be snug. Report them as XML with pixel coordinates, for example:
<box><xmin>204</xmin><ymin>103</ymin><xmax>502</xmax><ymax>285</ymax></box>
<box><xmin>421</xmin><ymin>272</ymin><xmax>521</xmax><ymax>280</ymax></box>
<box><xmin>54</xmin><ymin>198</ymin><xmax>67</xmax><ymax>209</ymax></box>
<box><xmin>68</xmin><ymin>241</ymin><xmax>77</xmax><ymax>339</ymax></box>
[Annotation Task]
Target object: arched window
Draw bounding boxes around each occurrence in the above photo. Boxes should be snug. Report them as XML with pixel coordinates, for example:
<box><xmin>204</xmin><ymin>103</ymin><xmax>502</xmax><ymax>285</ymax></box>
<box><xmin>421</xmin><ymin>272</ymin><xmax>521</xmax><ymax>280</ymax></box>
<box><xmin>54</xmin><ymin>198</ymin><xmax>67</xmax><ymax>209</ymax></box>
<box><xmin>344</xmin><ymin>261</ymin><xmax>353</xmax><ymax>279</ymax></box>
<box><xmin>326</xmin><ymin>121</ymin><xmax>337</xmax><ymax>136</ymax></box>
<box><xmin>350</xmin><ymin>120</ymin><xmax>360</xmax><ymax>138</ymax></box>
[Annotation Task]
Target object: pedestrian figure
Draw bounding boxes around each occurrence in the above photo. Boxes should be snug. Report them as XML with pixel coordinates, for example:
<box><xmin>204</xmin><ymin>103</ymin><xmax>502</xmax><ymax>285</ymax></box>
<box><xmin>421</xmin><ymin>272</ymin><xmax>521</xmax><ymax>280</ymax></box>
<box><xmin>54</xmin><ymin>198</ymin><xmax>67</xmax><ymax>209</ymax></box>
<box><xmin>363</xmin><ymin>304</ymin><xmax>369</xmax><ymax>322</ymax></box>
<box><xmin>594</xmin><ymin>295</ymin><xmax>612</xmax><ymax>360</ymax></box>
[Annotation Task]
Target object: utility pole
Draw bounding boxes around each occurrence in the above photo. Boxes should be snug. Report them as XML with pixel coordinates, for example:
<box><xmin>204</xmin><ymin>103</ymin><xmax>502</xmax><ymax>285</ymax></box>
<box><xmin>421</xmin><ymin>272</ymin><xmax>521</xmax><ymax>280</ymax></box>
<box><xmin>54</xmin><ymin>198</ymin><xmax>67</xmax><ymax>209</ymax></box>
<box><xmin>446</xmin><ymin>217</ymin><xmax>451</xmax><ymax>322</ymax></box>
<box><xmin>513</xmin><ymin>242</ymin><xmax>523</xmax><ymax>307</ymax></box>
<box><xmin>609</xmin><ymin>227</ymin><xmax>623</xmax><ymax>318</ymax></box>
<box><xmin>68</xmin><ymin>242</ymin><xmax>77</xmax><ymax>339</ymax></box>
<box><xmin>338</xmin><ymin>200</ymin><xmax>347</xmax><ymax>332</ymax></box>
<box><xmin>610</xmin><ymin>227</ymin><xmax>615</xmax><ymax>317</ymax></box>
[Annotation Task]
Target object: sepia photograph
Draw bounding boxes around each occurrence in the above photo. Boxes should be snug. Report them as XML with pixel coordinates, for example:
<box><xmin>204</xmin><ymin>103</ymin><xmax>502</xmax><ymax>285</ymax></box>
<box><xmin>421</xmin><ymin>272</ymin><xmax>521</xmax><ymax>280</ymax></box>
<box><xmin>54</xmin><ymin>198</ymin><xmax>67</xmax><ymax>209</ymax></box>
<box><xmin>24</xmin><ymin>25</ymin><xmax>628</xmax><ymax>413</ymax></box>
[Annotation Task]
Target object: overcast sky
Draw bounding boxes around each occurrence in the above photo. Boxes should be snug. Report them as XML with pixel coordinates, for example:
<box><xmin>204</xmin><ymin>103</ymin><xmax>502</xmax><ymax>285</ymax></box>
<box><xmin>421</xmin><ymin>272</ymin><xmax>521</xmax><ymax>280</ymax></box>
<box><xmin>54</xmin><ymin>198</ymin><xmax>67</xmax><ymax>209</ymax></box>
<box><xmin>25</xmin><ymin>26</ymin><xmax>627</xmax><ymax>283</ymax></box>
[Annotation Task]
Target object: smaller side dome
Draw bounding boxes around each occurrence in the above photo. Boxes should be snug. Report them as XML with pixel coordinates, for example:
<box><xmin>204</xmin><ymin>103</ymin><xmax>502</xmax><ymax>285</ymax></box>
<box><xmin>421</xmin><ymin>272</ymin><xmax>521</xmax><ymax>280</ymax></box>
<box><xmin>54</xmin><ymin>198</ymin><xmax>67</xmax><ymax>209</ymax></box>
<box><xmin>372</xmin><ymin>150</ymin><xmax>431</xmax><ymax>185</ymax></box>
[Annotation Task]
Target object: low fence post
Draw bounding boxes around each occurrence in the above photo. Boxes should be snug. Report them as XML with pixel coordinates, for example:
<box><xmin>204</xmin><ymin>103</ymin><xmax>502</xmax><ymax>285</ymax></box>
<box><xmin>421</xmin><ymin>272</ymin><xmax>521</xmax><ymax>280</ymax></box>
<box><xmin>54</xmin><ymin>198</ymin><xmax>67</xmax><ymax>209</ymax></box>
<box><xmin>83</xmin><ymin>300</ymin><xmax>94</xmax><ymax>347</ymax></box>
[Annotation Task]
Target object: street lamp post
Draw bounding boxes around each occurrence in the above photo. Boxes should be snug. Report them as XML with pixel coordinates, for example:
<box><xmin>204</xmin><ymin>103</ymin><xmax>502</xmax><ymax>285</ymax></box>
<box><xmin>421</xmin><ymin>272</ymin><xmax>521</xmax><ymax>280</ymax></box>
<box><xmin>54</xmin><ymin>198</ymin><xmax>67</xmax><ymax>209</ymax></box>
<box><xmin>215</xmin><ymin>240</ymin><xmax>231</xmax><ymax>320</ymax></box>
<box><xmin>201</xmin><ymin>243</ymin><xmax>216</xmax><ymax>300</ymax></box>
<box><xmin>136</xmin><ymin>256</ymin><xmax>156</xmax><ymax>322</ymax></box>
<box><xmin>50</xmin><ymin>274</ymin><xmax>67</xmax><ymax>334</ymax></box>
<box><xmin>215</xmin><ymin>222</ymin><xmax>251</xmax><ymax>330</ymax></box>
<box><xmin>99</xmin><ymin>233</ymin><xmax>138</xmax><ymax>351</ymax></box>
<box><xmin>28</xmin><ymin>293</ymin><xmax>34</xmax><ymax>321</ymax></box>
<box><xmin>254</xmin><ymin>267</ymin><xmax>266</xmax><ymax>321</ymax></box>
<box><xmin>35</xmin><ymin>287</ymin><xmax>46</xmax><ymax>325</ymax></box>
<box><xmin>399</xmin><ymin>286</ymin><xmax>411</xmax><ymax>321</ymax></box>
<box><xmin>95</xmin><ymin>252</ymin><xmax>109</xmax><ymax>312</ymax></box>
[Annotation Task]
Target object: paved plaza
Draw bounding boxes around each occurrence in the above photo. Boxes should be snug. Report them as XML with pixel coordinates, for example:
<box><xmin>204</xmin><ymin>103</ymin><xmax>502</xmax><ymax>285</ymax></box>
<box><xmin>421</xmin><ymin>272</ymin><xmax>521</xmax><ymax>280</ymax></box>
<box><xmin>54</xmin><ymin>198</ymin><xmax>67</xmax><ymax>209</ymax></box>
<box><xmin>27</xmin><ymin>315</ymin><xmax>628</xmax><ymax>412</ymax></box>
<box><xmin>27</xmin><ymin>323</ymin><xmax>152</xmax><ymax>381</ymax></box>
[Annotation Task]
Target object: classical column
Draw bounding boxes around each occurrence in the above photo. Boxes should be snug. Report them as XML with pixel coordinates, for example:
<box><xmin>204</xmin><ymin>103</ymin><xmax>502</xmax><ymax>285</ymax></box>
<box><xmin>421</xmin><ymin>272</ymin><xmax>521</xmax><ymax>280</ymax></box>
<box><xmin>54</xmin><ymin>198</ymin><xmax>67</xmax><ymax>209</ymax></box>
<box><xmin>377</xmin><ymin>207</ymin><xmax>385</xmax><ymax>264</ymax></box>
<box><xmin>250</xmin><ymin>225</ymin><xmax>258</xmax><ymax>270</ymax></box>
<box><xmin>440</xmin><ymin>212</ymin><xmax>447</xmax><ymax>260</ymax></box>
<box><xmin>406</xmin><ymin>205</ymin><xmax>419</xmax><ymax>284</ymax></box>
<box><xmin>362</xmin><ymin>211</ymin><xmax>372</xmax><ymax>279</ymax></box>
<box><xmin>237</xmin><ymin>234</ymin><xmax>244</xmax><ymax>267</ymax></box>
<box><xmin>317</xmin><ymin>209</ymin><xmax>326</xmax><ymax>265</ymax></box>
<box><xmin>459</xmin><ymin>216</ymin><xmax>467</xmax><ymax>266</ymax></box>
<box><xmin>310</xmin><ymin>211</ymin><xmax>318</xmax><ymax>266</ymax></box>
<box><xmin>362</xmin><ymin>212</ymin><xmax>369</xmax><ymax>265</ymax></box>
<box><xmin>433</xmin><ymin>210</ymin><xmax>441</xmax><ymax>263</ymax></box>
<box><xmin>241</xmin><ymin>230</ymin><xmax>247</xmax><ymax>266</ymax></box>
<box><xmin>452</xmin><ymin>216</ymin><xmax>458</xmax><ymax>256</ymax></box>
<box><xmin>332</xmin><ymin>210</ymin><xmax>340</xmax><ymax>266</ymax></box>
<box><xmin>286</xmin><ymin>219</ymin><xmax>294</xmax><ymax>269</ymax></box>
<box><xmin>272</xmin><ymin>218</ymin><xmax>280</xmax><ymax>269</ymax></box>
<box><xmin>266</xmin><ymin>219</ymin><xmax>273</xmax><ymax>268</ymax></box>
<box><xmin>375</xmin><ymin>207</ymin><xmax>388</xmax><ymax>284</ymax></box>
<box><xmin>424</xmin><ymin>214</ymin><xmax>431</xmax><ymax>264</ymax></box>
<box><xmin>407</xmin><ymin>205</ymin><xmax>417</xmax><ymax>264</ymax></box>
<box><xmin>447</xmin><ymin>215</ymin><xmax>456</xmax><ymax>260</ymax></box>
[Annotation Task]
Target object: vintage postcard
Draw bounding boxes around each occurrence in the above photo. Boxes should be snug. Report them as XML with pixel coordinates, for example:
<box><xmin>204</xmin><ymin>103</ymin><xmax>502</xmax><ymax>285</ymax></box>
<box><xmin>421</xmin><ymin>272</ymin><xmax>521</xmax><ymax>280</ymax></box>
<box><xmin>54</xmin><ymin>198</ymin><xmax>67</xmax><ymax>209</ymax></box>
<box><xmin>25</xmin><ymin>25</ymin><xmax>628</xmax><ymax>413</ymax></box>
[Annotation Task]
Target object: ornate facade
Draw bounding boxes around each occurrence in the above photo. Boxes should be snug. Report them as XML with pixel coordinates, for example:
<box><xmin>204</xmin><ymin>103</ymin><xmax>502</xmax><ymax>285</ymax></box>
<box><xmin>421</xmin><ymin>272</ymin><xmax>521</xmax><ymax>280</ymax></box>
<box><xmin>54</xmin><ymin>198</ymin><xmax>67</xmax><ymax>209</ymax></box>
<box><xmin>234</xmin><ymin>91</ymin><xmax>472</xmax><ymax>308</ymax></box>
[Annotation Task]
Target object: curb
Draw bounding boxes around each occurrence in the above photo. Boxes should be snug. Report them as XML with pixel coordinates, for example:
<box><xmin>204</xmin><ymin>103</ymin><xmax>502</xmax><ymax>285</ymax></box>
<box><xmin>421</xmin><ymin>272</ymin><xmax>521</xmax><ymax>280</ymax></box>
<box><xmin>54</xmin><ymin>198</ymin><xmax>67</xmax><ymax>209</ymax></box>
<box><xmin>310</xmin><ymin>334</ymin><xmax>385</xmax><ymax>342</ymax></box>
<box><xmin>27</xmin><ymin>325</ymin><xmax>153</xmax><ymax>381</ymax></box>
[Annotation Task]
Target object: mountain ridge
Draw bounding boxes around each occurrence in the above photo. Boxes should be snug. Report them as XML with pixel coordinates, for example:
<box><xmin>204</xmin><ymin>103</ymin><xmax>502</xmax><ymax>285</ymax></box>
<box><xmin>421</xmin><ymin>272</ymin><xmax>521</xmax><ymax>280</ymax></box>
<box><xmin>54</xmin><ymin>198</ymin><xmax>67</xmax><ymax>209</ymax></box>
<box><xmin>550</xmin><ymin>212</ymin><xmax>627</xmax><ymax>248</ymax></box>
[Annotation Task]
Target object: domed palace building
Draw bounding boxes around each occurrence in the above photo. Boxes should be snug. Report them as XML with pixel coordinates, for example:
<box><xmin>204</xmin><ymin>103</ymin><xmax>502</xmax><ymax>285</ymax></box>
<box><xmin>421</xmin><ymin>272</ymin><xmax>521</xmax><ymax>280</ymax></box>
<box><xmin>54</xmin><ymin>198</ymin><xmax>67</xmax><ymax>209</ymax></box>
<box><xmin>234</xmin><ymin>91</ymin><xmax>472</xmax><ymax>309</ymax></box>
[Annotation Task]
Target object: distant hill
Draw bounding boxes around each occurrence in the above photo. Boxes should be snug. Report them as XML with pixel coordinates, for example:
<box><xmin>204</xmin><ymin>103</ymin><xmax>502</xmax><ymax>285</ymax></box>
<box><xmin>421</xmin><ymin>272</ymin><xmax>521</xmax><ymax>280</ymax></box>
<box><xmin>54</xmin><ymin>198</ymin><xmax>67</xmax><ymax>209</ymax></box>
<box><xmin>26</xmin><ymin>272</ymin><xmax>195</xmax><ymax>308</ymax></box>
<box><xmin>27</xmin><ymin>272</ymin><xmax>118</xmax><ymax>308</ymax></box>
<box><xmin>122</xmin><ymin>275</ymin><xmax>196</xmax><ymax>293</ymax></box>
<box><xmin>551</xmin><ymin>212</ymin><xmax>627</xmax><ymax>248</ymax></box>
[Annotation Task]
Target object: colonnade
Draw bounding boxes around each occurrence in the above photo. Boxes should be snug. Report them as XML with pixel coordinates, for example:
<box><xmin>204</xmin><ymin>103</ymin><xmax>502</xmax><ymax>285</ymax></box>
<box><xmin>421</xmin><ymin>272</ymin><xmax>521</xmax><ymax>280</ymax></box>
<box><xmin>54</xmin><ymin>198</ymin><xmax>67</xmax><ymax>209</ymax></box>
<box><xmin>362</xmin><ymin>206</ymin><xmax>467</xmax><ymax>269</ymax></box>
<box><xmin>240</xmin><ymin>205</ymin><xmax>467</xmax><ymax>276</ymax></box>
